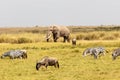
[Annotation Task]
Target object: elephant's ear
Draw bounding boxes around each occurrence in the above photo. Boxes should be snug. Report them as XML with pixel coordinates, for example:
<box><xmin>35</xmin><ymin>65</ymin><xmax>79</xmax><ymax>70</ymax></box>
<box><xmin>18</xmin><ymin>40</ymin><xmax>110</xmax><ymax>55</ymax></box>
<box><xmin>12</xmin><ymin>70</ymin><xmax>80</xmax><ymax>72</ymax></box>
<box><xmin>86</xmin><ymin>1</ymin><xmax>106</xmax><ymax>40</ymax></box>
<box><xmin>53</xmin><ymin>26</ymin><xmax>59</xmax><ymax>31</ymax></box>
<box><xmin>56</xmin><ymin>31</ymin><xmax>60</xmax><ymax>38</ymax></box>
<box><xmin>49</xmin><ymin>26</ymin><xmax>53</xmax><ymax>31</ymax></box>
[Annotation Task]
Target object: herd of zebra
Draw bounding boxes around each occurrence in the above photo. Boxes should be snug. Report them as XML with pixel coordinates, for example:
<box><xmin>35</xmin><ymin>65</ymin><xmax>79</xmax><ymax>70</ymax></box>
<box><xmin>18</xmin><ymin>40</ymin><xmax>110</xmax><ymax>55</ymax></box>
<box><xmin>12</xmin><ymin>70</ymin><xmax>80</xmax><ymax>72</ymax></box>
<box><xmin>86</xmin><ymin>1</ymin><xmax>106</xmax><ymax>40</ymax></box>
<box><xmin>83</xmin><ymin>47</ymin><xmax>120</xmax><ymax>60</ymax></box>
<box><xmin>1</xmin><ymin>47</ymin><xmax>120</xmax><ymax>70</ymax></box>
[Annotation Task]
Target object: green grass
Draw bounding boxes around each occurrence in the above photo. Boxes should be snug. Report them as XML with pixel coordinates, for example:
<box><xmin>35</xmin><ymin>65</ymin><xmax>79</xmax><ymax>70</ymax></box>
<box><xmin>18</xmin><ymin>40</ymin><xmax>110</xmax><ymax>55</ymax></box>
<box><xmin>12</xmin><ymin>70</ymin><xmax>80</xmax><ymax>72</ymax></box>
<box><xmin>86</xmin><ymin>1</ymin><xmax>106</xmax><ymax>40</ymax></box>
<box><xmin>0</xmin><ymin>40</ymin><xmax>120</xmax><ymax>80</ymax></box>
<box><xmin>0</xmin><ymin>26</ymin><xmax>120</xmax><ymax>80</ymax></box>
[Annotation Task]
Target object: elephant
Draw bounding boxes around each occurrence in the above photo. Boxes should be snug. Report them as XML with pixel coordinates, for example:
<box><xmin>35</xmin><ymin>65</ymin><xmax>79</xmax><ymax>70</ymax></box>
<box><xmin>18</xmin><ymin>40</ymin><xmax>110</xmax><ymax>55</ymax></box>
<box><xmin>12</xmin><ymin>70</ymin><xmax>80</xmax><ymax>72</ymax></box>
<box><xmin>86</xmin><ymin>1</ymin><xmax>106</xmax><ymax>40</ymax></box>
<box><xmin>46</xmin><ymin>25</ymin><xmax>70</xmax><ymax>42</ymax></box>
<box><xmin>112</xmin><ymin>48</ymin><xmax>120</xmax><ymax>60</ymax></box>
<box><xmin>36</xmin><ymin>56</ymin><xmax>59</xmax><ymax>70</ymax></box>
<box><xmin>1</xmin><ymin>50</ymin><xmax>27</xmax><ymax>59</ymax></box>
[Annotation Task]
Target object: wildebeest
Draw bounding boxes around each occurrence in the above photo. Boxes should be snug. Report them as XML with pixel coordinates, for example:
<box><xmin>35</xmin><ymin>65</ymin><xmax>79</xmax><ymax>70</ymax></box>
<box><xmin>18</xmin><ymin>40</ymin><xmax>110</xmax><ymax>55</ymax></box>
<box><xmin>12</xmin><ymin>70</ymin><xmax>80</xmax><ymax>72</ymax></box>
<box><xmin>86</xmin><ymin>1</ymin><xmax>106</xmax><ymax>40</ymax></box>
<box><xmin>112</xmin><ymin>48</ymin><xmax>120</xmax><ymax>60</ymax></box>
<box><xmin>36</xmin><ymin>56</ymin><xmax>59</xmax><ymax>70</ymax></box>
<box><xmin>83</xmin><ymin>47</ymin><xmax>106</xmax><ymax>59</ymax></box>
<box><xmin>72</xmin><ymin>38</ymin><xmax>76</xmax><ymax>45</ymax></box>
<box><xmin>1</xmin><ymin>50</ymin><xmax>27</xmax><ymax>59</ymax></box>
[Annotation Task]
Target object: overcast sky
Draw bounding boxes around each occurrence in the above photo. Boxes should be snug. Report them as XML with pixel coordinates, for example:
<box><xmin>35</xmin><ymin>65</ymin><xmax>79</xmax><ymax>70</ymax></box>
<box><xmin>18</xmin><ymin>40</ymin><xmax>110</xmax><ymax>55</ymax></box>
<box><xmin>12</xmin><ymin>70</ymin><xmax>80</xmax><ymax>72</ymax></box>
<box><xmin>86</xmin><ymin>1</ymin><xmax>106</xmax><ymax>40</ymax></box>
<box><xmin>0</xmin><ymin>0</ymin><xmax>120</xmax><ymax>27</ymax></box>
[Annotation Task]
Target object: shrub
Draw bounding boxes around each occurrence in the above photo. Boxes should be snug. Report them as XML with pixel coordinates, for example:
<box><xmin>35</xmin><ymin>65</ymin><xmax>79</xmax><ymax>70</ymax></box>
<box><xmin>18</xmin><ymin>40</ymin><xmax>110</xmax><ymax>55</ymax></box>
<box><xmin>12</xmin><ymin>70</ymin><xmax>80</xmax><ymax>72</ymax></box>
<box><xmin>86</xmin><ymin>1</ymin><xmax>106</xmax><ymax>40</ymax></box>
<box><xmin>99</xmin><ymin>32</ymin><xmax>105</xmax><ymax>37</ymax></box>
<box><xmin>17</xmin><ymin>37</ymin><xmax>32</xmax><ymax>43</ymax></box>
<box><xmin>84</xmin><ymin>33</ymin><xmax>99</xmax><ymax>40</ymax></box>
<box><xmin>102</xmin><ymin>35</ymin><xmax>116</xmax><ymax>40</ymax></box>
<box><xmin>31</xmin><ymin>29</ymin><xmax>40</xmax><ymax>33</ymax></box>
<box><xmin>113</xmin><ymin>33</ymin><xmax>120</xmax><ymax>38</ymax></box>
<box><xmin>0</xmin><ymin>38</ymin><xmax>5</xmax><ymax>43</ymax></box>
<box><xmin>76</xmin><ymin>34</ymin><xmax>84</xmax><ymax>40</ymax></box>
<box><xmin>0</xmin><ymin>37</ymin><xmax>17</xmax><ymax>43</ymax></box>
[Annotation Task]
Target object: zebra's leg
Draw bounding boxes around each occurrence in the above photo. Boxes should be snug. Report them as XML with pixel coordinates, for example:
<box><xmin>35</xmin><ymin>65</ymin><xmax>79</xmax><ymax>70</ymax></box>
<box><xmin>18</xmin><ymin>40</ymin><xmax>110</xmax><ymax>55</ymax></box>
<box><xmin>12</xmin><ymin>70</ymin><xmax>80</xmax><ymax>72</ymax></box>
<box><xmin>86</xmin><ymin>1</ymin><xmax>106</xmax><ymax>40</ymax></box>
<box><xmin>93</xmin><ymin>53</ymin><xmax>98</xmax><ymax>59</ymax></box>
<box><xmin>10</xmin><ymin>56</ymin><xmax>14</xmax><ymax>59</ymax></box>
<box><xmin>19</xmin><ymin>56</ymin><xmax>22</xmax><ymax>59</ymax></box>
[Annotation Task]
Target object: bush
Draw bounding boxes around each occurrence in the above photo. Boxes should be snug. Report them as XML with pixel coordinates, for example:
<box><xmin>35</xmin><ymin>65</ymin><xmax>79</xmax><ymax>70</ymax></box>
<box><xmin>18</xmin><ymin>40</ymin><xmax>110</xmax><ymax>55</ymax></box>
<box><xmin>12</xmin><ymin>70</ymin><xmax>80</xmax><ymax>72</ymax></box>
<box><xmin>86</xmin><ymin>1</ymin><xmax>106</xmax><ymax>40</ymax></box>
<box><xmin>0</xmin><ymin>38</ymin><xmax>5</xmax><ymax>43</ymax></box>
<box><xmin>76</xmin><ymin>34</ymin><xmax>85</xmax><ymax>40</ymax></box>
<box><xmin>99</xmin><ymin>33</ymin><xmax>105</xmax><ymax>37</ymax></box>
<box><xmin>0</xmin><ymin>37</ymin><xmax>17</xmax><ymax>43</ymax></box>
<box><xmin>102</xmin><ymin>35</ymin><xmax>116</xmax><ymax>40</ymax></box>
<box><xmin>17</xmin><ymin>37</ymin><xmax>32</xmax><ymax>43</ymax></box>
<box><xmin>113</xmin><ymin>33</ymin><xmax>120</xmax><ymax>38</ymax></box>
<box><xmin>84</xmin><ymin>33</ymin><xmax>99</xmax><ymax>40</ymax></box>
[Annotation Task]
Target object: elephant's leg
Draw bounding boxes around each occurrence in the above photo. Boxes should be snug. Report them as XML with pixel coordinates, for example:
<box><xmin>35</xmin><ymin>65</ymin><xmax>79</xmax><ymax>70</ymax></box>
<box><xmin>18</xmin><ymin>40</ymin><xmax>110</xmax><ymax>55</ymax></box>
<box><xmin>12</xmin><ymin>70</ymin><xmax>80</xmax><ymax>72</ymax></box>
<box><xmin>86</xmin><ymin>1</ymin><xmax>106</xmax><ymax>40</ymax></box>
<box><xmin>54</xmin><ymin>38</ymin><xmax>58</xmax><ymax>42</ymax></box>
<box><xmin>66</xmin><ymin>36</ymin><xmax>70</xmax><ymax>42</ymax></box>
<box><xmin>53</xmin><ymin>34</ymin><xmax>57</xmax><ymax>42</ymax></box>
<box><xmin>63</xmin><ymin>36</ymin><xmax>67</xmax><ymax>42</ymax></box>
<box><xmin>54</xmin><ymin>39</ymin><xmax>57</xmax><ymax>42</ymax></box>
<box><xmin>47</xmin><ymin>39</ymin><xmax>49</xmax><ymax>42</ymax></box>
<box><xmin>64</xmin><ymin>36</ymin><xmax>70</xmax><ymax>42</ymax></box>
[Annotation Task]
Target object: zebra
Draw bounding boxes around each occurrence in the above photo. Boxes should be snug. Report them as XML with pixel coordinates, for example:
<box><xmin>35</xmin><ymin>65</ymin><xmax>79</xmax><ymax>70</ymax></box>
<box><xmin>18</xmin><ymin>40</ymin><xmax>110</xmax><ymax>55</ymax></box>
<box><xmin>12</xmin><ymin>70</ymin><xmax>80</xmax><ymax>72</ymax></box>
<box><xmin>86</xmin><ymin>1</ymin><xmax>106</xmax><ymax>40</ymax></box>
<box><xmin>1</xmin><ymin>50</ymin><xmax>27</xmax><ymax>59</ymax></box>
<box><xmin>83</xmin><ymin>47</ymin><xmax>106</xmax><ymax>59</ymax></box>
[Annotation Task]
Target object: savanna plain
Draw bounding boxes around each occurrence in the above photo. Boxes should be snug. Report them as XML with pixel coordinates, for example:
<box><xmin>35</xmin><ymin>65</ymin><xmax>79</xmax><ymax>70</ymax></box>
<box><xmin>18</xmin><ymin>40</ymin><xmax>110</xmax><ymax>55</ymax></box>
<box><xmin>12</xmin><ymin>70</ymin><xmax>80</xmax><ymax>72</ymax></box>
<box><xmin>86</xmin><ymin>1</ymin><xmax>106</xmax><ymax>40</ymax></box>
<box><xmin>0</xmin><ymin>26</ymin><xmax>120</xmax><ymax>80</ymax></box>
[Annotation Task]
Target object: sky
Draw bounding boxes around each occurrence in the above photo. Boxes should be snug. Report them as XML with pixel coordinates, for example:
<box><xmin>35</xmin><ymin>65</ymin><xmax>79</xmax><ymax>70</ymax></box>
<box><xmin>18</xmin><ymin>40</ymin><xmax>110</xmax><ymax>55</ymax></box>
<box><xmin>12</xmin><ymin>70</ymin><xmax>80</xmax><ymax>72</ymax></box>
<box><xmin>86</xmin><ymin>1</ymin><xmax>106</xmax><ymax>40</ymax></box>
<box><xmin>0</xmin><ymin>0</ymin><xmax>120</xmax><ymax>27</ymax></box>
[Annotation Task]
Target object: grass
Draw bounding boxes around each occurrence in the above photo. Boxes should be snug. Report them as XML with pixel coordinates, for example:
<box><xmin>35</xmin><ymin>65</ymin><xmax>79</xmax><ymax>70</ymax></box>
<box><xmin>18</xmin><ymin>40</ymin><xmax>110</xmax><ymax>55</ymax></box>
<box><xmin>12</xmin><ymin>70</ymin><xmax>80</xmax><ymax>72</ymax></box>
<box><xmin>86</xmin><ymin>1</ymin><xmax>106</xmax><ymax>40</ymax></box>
<box><xmin>0</xmin><ymin>26</ymin><xmax>120</xmax><ymax>43</ymax></box>
<box><xmin>74</xmin><ymin>31</ymin><xmax>120</xmax><ymax>40</ymax></box>
<box><xmin>0</xmin><ymin>26</ymin><xmax>120</xmax><ymax>80</ymax></box>
<box><xmin>0</xmin><ymin>40</ymin><xmax>120</xmax><ymax>80</ymax></box>
<box><xmin>0</xmin><ymin>31</ymin><xmax>120</xmax><ymax>43</ymax></box>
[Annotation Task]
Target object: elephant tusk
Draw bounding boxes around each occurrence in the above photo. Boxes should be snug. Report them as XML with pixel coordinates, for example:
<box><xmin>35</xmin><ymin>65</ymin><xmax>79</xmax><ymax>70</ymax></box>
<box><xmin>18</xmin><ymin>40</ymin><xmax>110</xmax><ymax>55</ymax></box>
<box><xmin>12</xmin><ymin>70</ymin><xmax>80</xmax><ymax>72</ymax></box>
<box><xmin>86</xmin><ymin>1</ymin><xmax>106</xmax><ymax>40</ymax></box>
<box><xmin>46</xmin><ymin>34</ymin><xmax>51</xmax><ymax>39</ymax></box>
<box><xmin>48</xmin><ymin>34</ymin><xmax>51</xmax><ymax>39</ymax></box>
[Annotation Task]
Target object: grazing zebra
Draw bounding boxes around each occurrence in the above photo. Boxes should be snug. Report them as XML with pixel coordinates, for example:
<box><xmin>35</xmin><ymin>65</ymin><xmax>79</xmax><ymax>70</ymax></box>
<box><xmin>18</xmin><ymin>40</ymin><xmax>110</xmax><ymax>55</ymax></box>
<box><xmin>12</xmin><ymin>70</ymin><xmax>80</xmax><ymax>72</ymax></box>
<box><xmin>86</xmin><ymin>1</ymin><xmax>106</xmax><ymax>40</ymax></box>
<box><xmin>36</xmin><ymin>56</ymin><xmax>59</xmax><ymax>70</ymax></box>
<box><xmin>82</xmin><ymin>48</ymin><xmax>93</xmax><ymax>56</ymax></box>
<box><xmin>1</xmin><ymin>50</ymin><xmax>27</xmax><ymax>59</ymax></box>
<box><xmin>83</xmin><ymin>47</ymin><xmax>106</xmax><ymax>59</ymax></box>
